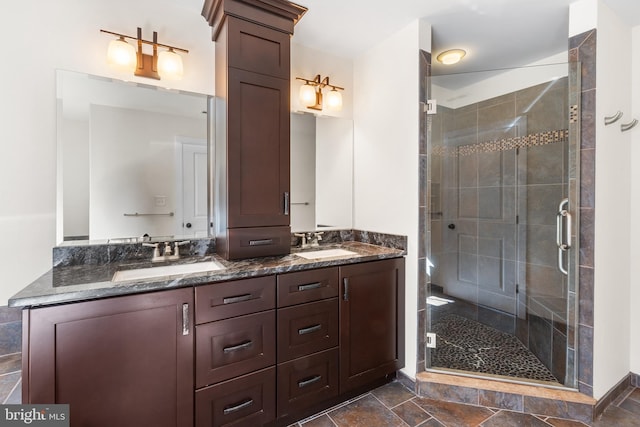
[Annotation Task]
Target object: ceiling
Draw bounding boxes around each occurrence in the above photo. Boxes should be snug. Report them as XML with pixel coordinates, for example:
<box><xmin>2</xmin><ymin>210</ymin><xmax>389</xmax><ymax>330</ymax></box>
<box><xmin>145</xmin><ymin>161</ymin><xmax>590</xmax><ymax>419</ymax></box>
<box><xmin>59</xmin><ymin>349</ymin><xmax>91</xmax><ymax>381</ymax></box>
<box><xmin>288</xmin><ymin>0</ymin><xmax>640</xmax><ymax>76</ymax></box>
<box><xmin>181</xmin><ymin>0</ymin><xmax>640</xmax><ymax>80</ymax></box>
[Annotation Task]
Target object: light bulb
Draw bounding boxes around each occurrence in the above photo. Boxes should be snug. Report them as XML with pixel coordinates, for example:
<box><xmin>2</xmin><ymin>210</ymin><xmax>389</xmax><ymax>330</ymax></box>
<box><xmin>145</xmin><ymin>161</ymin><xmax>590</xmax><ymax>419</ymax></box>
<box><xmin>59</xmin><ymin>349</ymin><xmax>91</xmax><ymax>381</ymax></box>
<box><xmin>325</xmin><ymin>88</ymin><xmax>343</xmax><ymax>111</ymax></box>
<box><xmin>436</xmin><ymin>49</ymin><xmax>466</xmax><ymax>65</ymax></box>
<box><xmin>158</xmin><ymin>49</ymin><xmax>184</xmax><ymax>80</ymax></box>
<box><xmin>299</xmin><ymin>83</ymin><xmax>316</xmax><ymax>105</ymax></box>
<box><xmin>107</xmin><ymin>37</ymin><xmax>136</xmax><ymax>72</ymax></box>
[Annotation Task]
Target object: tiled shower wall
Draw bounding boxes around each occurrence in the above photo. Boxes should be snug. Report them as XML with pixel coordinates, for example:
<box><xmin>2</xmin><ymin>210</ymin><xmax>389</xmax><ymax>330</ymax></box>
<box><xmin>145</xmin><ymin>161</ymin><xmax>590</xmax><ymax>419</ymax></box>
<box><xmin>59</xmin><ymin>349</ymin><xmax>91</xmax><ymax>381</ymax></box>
<box><xmin>418</xmin><ymin>29</ymin><xmax>596</xmax><ymax>394</ymax></box>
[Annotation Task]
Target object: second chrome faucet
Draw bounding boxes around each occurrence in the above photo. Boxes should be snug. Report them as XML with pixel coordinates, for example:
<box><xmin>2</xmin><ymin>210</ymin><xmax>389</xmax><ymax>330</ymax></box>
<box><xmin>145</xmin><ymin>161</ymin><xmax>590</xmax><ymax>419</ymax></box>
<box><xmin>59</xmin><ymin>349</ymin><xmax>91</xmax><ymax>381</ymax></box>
<box><xmin>142</xmin><ymin>240</ymin><xmax>190</xmax><ymax>262</ymax></box>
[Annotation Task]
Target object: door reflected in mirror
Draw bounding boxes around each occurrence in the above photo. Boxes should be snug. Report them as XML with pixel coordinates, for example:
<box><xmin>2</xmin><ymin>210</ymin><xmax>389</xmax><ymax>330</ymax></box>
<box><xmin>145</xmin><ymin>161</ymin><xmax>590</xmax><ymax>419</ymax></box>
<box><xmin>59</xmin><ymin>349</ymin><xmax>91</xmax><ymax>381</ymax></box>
<box><xmin>56</xmin><ymin>70</ymin><xmax>211</xmax><ymax>243</ymax></box>
<box><xmin>290</xmin><ymin>113</ymin><xmax>353</xmax><ymax>232</ymax></box>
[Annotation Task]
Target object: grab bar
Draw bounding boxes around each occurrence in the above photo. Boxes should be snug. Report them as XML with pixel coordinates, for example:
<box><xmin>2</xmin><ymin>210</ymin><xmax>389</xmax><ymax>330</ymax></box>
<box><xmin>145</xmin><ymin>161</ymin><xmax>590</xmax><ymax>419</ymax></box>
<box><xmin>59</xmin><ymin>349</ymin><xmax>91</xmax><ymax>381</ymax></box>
<box><xmin>556</xmin><ymin>198</ymin><xmax>571</xmax><ymax>275</ymax></box>
<box><xmin>124</xmin><ymin>212</ymin><xmax>174</xmax><ymax>217</ymax></box>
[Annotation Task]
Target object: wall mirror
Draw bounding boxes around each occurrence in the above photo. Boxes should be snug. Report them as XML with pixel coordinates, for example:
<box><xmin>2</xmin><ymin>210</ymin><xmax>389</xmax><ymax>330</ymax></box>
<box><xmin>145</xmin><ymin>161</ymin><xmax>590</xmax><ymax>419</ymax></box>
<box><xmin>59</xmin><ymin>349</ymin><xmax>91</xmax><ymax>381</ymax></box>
<box><xmin>290</xmin><ymin>113</ymin><xmax>353</xmax><ymax>232</ymax></box>
<box><xmin>56</xmin><ymin>70</ymin><xmax>212</xmax><ymax>244</ymax></box>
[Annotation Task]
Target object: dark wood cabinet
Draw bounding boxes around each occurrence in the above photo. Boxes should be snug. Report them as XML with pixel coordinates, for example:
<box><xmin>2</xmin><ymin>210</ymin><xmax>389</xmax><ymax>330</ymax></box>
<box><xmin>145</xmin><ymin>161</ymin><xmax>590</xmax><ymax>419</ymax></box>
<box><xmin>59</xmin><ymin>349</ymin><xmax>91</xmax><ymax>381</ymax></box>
<box><xmin>23</xmin><ymin>288</ymin><xmax>194</xmax><ymax>427</ymax></box>
<box><xmin>339</xmin><ymin>258</ymin><xmax>406</xmax><ymax>393</ymax></box>
<box><xmin>196</xmin><ymin>367</ymin><xmax>276</xmax><ymax>427</ymax></box>
<box><xmin>203</xmin><ymin>0</ymin><xmax>307</xmax><ymax>260</ymax></box>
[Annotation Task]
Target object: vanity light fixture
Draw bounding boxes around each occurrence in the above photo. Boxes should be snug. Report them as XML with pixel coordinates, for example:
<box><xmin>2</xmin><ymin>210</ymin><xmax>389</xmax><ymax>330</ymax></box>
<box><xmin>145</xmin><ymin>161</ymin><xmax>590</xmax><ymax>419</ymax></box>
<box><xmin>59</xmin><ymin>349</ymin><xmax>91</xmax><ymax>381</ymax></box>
<box><xmin>101</xmin><ymin>28</ymin><xmax>188</xmax><ymax>81</ymax></box>
<box><xmin>436</xmin><ymin>49</ymin><xmax>466</xmax><ymax>65</ymax></box>
<box><xmin>296</xmin><ymin>75</ymin><xmax>344</xmax><ymax>111</ymax></box>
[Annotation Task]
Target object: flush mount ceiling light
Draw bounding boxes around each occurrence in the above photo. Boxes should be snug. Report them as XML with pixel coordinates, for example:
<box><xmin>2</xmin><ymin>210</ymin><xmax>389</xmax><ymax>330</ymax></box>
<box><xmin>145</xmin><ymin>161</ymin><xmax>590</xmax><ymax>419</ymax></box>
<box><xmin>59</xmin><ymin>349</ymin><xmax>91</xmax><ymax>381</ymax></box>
<box><xmin>436</xmin><ymin>49</ymin><xmax>467</xmax><ymax>65</ymax></box>
<box><xmin>296</xmin><ymin>75</ymin><xmax>344</xmax><ymax>111</ymax></box>
<box><xmin>101</xmin><ymin>28</ymin><xmax>188</xmax><ymax>81</ymax></box>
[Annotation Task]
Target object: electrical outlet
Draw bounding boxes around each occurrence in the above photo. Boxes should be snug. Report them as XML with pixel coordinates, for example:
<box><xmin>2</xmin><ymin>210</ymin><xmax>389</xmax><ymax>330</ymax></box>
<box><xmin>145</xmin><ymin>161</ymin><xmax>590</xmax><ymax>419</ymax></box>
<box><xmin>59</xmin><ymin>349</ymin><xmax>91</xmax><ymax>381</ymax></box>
<box><xmin>426</xmin><ymin>332</ymin><xmax>437</xmax><ymax>348</ymax></box>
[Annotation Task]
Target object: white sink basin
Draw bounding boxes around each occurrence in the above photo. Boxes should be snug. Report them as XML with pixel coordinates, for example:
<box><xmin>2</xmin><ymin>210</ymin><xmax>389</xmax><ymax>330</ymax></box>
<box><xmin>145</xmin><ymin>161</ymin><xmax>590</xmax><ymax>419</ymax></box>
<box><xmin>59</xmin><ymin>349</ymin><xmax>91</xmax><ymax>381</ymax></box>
<box><xmin>295</xmin><ymin>248</ymin><xmax>358</xmax><ymax>260</ymax></box>
<box><xmin>112</xmin><ymin>261</ymin><xmax>225</xmax><ymax>282</ymax></box>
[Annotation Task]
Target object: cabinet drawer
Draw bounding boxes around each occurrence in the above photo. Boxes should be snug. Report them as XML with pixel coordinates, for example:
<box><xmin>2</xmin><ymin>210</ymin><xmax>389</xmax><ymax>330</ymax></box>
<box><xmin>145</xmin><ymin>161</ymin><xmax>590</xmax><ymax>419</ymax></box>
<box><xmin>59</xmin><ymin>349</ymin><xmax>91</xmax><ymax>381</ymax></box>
<box><xmin>227</xmin><ymin>16</ymin><xmax>290</xmax><ymax>79</ymax></box>
<box><xmin>196</xmin><ymin>311</ymin><xmax>276</xmax><ymax>388</ymax></box>
<box><xmin>196</xmin><ymin>366</ymin><xmax>275</xmax><ymax>427</ymax></box>
<box><xmin>227</xmin><ymin>227</ymin><xmax>291</xmax><ymax>259</ymax></box>
<box><xmin>195</xmin><ymin>276</ymin><xmax>275</xmax><ymax>324</ymax></box>
<box><xmin>277</xmin><ymin>267</ymin><xmax>339</xmax><ymax>307</ymax></box>
<box><xmin>277</xmin><ymin>348</ymin><xmax>339</xmax><ymax>419</ymax></box>
<box><xmin>277</xmin><ymin>299</ymin><xmax>338</xmax><ymax>362</ymax></box>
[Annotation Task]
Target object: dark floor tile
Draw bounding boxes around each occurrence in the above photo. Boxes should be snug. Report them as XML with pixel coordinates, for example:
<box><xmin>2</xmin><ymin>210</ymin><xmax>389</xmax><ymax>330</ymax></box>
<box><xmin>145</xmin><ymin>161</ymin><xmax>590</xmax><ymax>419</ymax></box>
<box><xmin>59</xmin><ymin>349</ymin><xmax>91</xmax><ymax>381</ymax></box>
<box><xmin>328</xmin><ymin>394</ymin><xmax>405</xmax><ymax>427</ymax></box>
<box><xmin>524</xmin><ymin>396</ymin><xmax>592</xmax><ymax>423</ymax></box>
<box><xmin>0</xmin><ymin>353</ymin><xmax>21</xmax><ymax>375</ymax></box>
<box><xmin>627</xmin><ymin>388</ymin><xmax>640</xmax><ymax>403</ymax></box>
<box><xmin>300</xmin><ymin>414</ymin><xmax>335</xmax><ymax>427</ymax></box>
<box><xmin>0</xmin><ymin>322</ymin><xmax>21</xmax><ymax>355</ymax></box>
<box><xmin>545</xmin><ymin>417</ymin><xmax>590</xmax><ymax>426</ymax></box>
<box><xmin>418</xmin><ymin>418</ymin><xmax>445</xmax><ymax>427</ymax></box>
<box><xmin>594</xmin><ymin>405</ymin><xmax>640</xmax><ymax>427</ymax></box>
<box><xmin>413</xmin><ymin>397</ymin><xmax>494</xmax><ymax>427</ymax></box>
<box><xmin>418</xmin><ymin>381</ymin><xmax>479</xmax><ymax>405</ymax></box>
<box><xmin>392</xmin><ymin>400</ymin><xmax>431</xmax><ymax>427</ymax></box>
<box><xmin>372</xmin><ymin>381</ymin><xmax>416</xmax><ymax>408</ymax></box>
<box><xmin>3</xmin><ymin>378</ymin><xmax>21</xmax><ymax>404</ymax></box>
<box><xmin>481</xmin><ymin>410</ymin><xmax>550</xmax><ymax>426</ymax></box>
<box><xmin>0</xmin><ymin>372</ymin><xmax>20</xmax><ymax>404</ymax></box>
<box><xmin>619</xmin><ymin>397</ymin><xmax>640</xmax><ymax>416</ymax></box>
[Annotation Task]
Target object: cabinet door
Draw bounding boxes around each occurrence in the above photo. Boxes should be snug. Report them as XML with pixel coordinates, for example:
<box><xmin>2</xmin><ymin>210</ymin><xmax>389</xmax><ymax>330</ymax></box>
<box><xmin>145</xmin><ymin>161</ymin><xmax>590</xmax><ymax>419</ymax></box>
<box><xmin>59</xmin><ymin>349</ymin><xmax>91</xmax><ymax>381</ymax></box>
<box><xmin>227</xmin><ymin>68</ymin><xmax>290</xmax><ymax>228</ymax></box>
<box><xmin>25</xmin><ymin>289</ymin><xmax>194</xmax><ymax>427</ymax></box>
<box><xmin>339</xmin><ymin>258</ymin><xmax>405</xmax><ymax>393</ymax></box>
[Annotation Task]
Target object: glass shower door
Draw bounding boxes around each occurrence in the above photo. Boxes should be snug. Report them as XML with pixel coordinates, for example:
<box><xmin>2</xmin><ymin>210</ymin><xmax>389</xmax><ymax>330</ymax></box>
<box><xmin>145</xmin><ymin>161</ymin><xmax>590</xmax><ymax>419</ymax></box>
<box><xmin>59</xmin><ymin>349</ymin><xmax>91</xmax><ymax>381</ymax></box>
<box><xmin>426</xmin><ymin>63</ymin><xmax>580</xmax><ymax>387</ymax></box>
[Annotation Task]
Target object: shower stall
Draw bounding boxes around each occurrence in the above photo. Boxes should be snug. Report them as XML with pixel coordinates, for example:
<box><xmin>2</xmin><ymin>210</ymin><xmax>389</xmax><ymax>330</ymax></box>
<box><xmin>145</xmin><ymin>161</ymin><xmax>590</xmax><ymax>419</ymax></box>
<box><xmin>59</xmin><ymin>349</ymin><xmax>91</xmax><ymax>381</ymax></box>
<box><xmin>423</xmin><ymin>61</ymin><xmax>581</xmax><ymax>388</ymax></box>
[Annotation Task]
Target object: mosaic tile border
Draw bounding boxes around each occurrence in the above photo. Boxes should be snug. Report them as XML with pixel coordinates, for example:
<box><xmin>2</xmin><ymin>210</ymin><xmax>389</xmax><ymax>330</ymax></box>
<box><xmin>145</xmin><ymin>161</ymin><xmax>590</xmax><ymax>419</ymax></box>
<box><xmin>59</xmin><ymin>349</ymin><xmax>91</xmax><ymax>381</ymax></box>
<box><xmin>432</xmin><ymin>129</ymin><xmax>568</xmax><ymax>157</ymax></box>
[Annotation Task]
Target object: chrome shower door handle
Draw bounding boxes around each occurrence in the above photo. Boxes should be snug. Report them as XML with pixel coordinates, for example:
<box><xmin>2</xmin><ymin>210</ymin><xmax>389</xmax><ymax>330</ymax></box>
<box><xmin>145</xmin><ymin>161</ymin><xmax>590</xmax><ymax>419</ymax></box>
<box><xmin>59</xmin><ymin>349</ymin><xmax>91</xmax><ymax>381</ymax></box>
<box><xmin>556</xmin><ymin>198</ymin><xmax>571</xmax><ymax>275</ymax></box>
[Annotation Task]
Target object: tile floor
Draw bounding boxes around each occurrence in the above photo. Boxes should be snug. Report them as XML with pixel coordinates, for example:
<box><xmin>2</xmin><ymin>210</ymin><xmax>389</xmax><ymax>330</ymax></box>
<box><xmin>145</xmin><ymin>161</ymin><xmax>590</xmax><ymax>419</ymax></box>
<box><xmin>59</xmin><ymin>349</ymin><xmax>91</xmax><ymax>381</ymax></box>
<box><xmin>2</xmin><ymin>359</ymin><xmax>639</xmax><ymax>426</ymax></box>
<box><xmin>293</xmin><ymin>381</ymin><xmax>640</xmax><ymax>427</ymax></box>
<box><xmin>0</xmin><ymin>352</ymin><xmax>21</xmax><ymax>404</ymax></box>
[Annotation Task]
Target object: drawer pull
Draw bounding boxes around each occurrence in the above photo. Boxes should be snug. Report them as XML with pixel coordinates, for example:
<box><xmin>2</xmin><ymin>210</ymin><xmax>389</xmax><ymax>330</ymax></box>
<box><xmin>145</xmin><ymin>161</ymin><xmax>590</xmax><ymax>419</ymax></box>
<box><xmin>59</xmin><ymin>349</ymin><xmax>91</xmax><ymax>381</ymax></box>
<box><xmin>222</xmin><ymin>294</ymin><xmax>253</xmax><ymax>305</ymax></box>
<box><xmin>298</xmin><ymin>375</ymin><xmax>322</xmax><ymax>388</ymax></box>
<box><xmin>298</xmin><ymin>282</ymin><xmax>322</xmax><ymax>292</ymax></box>
<box><xmin>223</xmin><ymin>340</ymin><xmax>253</xmax><ymax>354</ymax></box>
<box><xmin>223</xmin><ymin>398</ymin><xmax>254</xmax><ymax>415</ymax></box>
<box><xmin>249</xmin><ymin>239</ymin><xmax>274</xmax><ymax>246</ymax></box>
<box><xmin>298</xmin><ymin>324</ymin><xmax>322</xmax><ymax>335</ymax></box>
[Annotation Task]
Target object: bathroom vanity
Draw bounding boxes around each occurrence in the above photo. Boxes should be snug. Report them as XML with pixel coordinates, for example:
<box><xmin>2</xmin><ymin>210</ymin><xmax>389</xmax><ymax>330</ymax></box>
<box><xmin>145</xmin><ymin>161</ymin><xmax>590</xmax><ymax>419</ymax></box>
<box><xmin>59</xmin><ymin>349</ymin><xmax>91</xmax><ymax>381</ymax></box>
<box><xmin>12</xmin><ymin>236</ymin><xmax>405</xmax><ymax>427</ymax></box>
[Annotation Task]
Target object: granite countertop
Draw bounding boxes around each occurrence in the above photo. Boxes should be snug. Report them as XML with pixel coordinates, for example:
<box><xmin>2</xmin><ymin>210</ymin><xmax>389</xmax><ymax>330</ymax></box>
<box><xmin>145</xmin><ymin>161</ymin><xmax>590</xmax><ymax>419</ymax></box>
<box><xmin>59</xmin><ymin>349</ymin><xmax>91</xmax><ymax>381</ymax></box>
<box><xmin>9</xmin><ymin>242</ymin><xmax>405</xmax><ymax>308</ymax></box>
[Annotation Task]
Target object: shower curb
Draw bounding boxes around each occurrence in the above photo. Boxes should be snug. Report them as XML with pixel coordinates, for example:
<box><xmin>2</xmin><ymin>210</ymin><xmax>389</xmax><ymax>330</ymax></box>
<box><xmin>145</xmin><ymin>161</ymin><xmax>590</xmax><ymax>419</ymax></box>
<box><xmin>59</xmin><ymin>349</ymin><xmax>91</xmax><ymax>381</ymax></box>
<box><xmin>416</xmin><ymin>371</ymin><xmax>596</xmax><ymax>424</ymax></box>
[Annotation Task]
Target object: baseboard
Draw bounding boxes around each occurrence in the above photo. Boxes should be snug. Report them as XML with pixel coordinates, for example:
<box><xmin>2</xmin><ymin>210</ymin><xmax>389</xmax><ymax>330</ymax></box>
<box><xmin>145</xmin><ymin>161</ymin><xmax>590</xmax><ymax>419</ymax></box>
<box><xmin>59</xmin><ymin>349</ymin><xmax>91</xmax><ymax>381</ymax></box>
<box><xmin>594</xmin><ymin>372</ymin><xmax>635</xmax><ymax>419</ymax></box>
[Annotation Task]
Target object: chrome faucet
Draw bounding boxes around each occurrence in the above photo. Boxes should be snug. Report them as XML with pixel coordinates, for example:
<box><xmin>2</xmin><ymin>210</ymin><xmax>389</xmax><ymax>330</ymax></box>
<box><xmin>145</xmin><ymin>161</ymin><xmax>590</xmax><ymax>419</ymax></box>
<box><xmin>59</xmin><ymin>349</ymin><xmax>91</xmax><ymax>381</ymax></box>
<box><xmin>143</xmin><ymin>241</ymin><xmax>190</xmax><ymax>262</ymax></box>
<box><xmin>295</xmin><ymin>232</ymin><xmax>324</xmax><ymax>249</ymax></box>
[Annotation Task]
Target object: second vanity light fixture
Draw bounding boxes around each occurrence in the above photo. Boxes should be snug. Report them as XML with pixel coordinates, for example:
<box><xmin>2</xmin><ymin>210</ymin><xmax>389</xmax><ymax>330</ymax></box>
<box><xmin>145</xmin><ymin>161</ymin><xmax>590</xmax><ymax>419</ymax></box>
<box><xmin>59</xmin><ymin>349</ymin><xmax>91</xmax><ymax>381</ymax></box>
<box><xmin>296</xmin><ymin>75</ymin><xmax>344</xmax><ymax>111</ymax></box>
<box><xmin>101</xmin><ymin>27</ymin><xmax>188</xmax><ymax>81</ymax></box>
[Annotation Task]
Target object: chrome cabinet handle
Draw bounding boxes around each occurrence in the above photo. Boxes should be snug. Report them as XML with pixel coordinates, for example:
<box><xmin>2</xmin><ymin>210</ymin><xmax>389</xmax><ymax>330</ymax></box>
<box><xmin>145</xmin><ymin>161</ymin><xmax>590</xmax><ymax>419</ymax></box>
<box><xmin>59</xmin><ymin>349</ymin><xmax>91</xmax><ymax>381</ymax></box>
<box><xmin>223</xmin><ymin>398</ymin><xmax>253</xmax><ymax>415</ymax></box>
<box><xmin>223</xmin><ymin>294</ymin><xmax>253</xmax><ymax>304</ymax></box>
<box><xmin>249</xmin><ymin>239</ymin><xmax>274</xmax><ymax>246</ymax></box>
<box><xmin>182</xmin><ymin>303</ymin><xmax>189</xmax><ymax>336</ymax></box>
<box><xmin>343</xmin><ymin>278</ymin><xmax>349</xmax><ymax>301</ymax></box>
<box><xmin>223</xmin><ymin>340</ymin><xmax>253</xmax><ymax>354</ymax></box>
<box><xmin>556</xmin><ymin>198</ymin><xmax>571</xmax><ymax>276</ymax></box>
<box><xmin>298</xmin><ymin>375</ymin><xmax>322</xmax><ymax>388</ymax></box>
<box><xmin>298</xmin><ymin>282</ymin><xmax>322</xmax><ymax>292</ymax></box>
<box><xmin>284</xmin><ymin>192</ymin><xmax>290</xmax><ymax>215</ymax></box>
<box><xmin>298</xmin><ymin>324</ymin><xmax>322</xmax><ymax>335</ymax></box>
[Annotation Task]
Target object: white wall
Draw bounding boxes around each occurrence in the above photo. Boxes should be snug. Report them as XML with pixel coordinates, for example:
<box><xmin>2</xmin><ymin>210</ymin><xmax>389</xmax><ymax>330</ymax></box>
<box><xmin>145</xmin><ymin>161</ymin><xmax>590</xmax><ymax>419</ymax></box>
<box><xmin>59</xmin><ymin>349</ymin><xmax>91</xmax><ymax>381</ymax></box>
<box><xmin>61</xmin><ymin>118</ymin><xmax>90</xmax><ymax>238</ymax></box>
<box><xmin>592</xmin><ymin>0</ymin><xmax>633</xmax><ymax>399</ymax></box>
<box><xmin>353</xmin><ymin>19</ymin><xmax>431</xmax><ymax>380</ymax></box>
<box><xmin>630</xmin><ymin>24</ymin><xmax>640</xmax><ymax>377</ymax></box>
<box><xmin>0</xmin><ymin>0</ymin><xmax>214</xmax><ymax>305</ymax></box>
<box><xmin>290</xmin><ymin>113</ymin><xmax>316</xmax><ymax>231</ymax></box>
